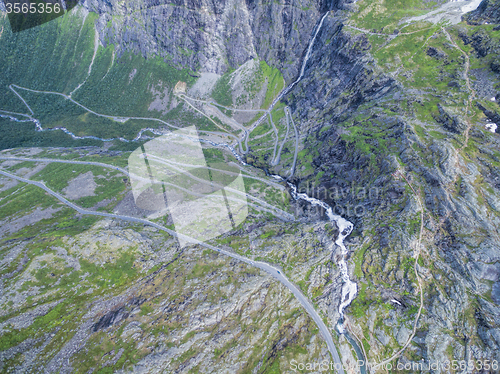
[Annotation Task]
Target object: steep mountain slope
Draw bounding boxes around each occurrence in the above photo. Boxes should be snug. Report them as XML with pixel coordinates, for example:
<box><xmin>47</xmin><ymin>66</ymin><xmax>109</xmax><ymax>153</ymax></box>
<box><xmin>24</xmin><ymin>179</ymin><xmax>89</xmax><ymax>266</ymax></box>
<box><xmin>0</xmin><ymin>0</ymin><xmax>500</xmax><ymax>372</ymax></box>
<box><xmin>275</xmin><ymin>0</ymin><xmax>500</xmax><ymax>367</ymax></box>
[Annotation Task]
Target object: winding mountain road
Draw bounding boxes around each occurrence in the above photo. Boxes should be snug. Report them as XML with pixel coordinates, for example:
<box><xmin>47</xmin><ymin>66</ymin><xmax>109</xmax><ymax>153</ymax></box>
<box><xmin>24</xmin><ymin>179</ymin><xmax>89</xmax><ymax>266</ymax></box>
<box><xmin>268</xmin><ymin>112</ymin><xmax>279</xmax><ymax>164</ymax></box>
<box><xmin>0</xmin><ymin>156</ymin><xmax>292</xmax><ymax>220</ymax></box>
<box><xmin>178</xmin><ymin>94</ymin><xmax>266</xmax><ymax>113</ymax></box>
<box><xmin>272</xmin><ymin>108</ymin><xmax>290</xmax><ymax>167</ymax></box>
<box><xmin>0</xmin><ymin>167</ymin><xmax>345</xmax><ymax>373</ymax></box>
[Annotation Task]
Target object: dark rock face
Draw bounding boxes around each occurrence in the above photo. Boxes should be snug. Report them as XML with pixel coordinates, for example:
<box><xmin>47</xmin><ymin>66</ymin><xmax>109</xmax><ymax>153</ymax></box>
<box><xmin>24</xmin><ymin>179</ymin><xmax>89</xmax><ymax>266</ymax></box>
<box><xmin>283</xmin><ymin>16</ymin><xmax>395</xmax><ymax>126</ymax></box>
<box><xmin>464</xmin><ymin>0</ymin><xmax>500</xmax><ymax>25</ymax></box>
<box><xmin>477</xmin><ymin>102</ymin><xmax>500</xmax><ymax>121</ymax></box>
<box><xmin>460</xmin><ymin>28</ymin><xmax>493</xmax><ymax>58</ymax></box>
<box><xmin>427</xmin><ymin>46</ymin><xmax>447</xmax><ymax>59</ymax></box>
<box><xmin>434</xmin><ymin>104</ymin><xmax>467</xmax><ymax>134</ymax></box>
<box><xmin>459</xmin><ymin>27</ymin><xmax>500</xmax><ymax>90</ymax></box>
<box><xmin>493</xmin><ymin>281</ymin><xmax>500</xmax><ymax>304</ymax></box>
<box><xmin>92</xmin><ymin>297</ymin><xmax>144</xmax><ymax>332</ymax></box>
<box><xmin>83</xmin><ymin>0</ymin><xmax>348</xmax><ymax>79</ymax></box>
<box><xmin>492</xmin><ymin>58</ymin><xmax>500</xmax><ymax>73</ymax></box>
<box><xmin>92</xmin><ymin>307</ymin><xmax>129</xmax><ymax>332</ymax></box>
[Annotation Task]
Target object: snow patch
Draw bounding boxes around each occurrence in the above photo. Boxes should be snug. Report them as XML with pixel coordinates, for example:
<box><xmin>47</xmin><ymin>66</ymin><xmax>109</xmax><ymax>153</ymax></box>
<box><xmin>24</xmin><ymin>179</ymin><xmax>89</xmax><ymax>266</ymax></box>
<box><xmin>486</xmin><ymin>122</ymin><xmax>497</xmax><ymax>133</ymax></box>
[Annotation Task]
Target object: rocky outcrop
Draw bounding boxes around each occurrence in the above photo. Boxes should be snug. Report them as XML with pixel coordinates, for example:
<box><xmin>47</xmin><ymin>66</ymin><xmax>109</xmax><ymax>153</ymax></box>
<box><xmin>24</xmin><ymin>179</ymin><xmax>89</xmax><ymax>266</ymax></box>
<box><xmin>459</xmin><ymin>27</ymin><xmax>495</xmax><ymax>57</ymax></box>
<box><xmin>477</xmin><ymin>102</ymin><xmax>500</xmax><ymax>123</ymax></box>
<box><xmin>427</xmin><ymin>46</ymin><xmax>447</xmax><ymax>60</ymax></box>
<box><xmin>464</xmin><ymin>0</ymin><xmax>500</xmax><ymax>24</ymax></box>
<box><xmin>435</xmin><ymin>104</ymin><xmax>468</xmax><ymax>134</ymax></box>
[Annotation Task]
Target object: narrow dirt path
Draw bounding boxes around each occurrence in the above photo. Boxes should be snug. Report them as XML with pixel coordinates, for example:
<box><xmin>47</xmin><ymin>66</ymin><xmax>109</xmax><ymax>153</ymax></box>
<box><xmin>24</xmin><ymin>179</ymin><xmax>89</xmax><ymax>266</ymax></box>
<box><xmin>373</xmin><ymin>170</ymin><xmax>425</xmax><ymax>371</ymax></box>
<box><xmin>442</xmin><ymin>27</ymin><xmax>476</xmax><ymax>154</ymax></box>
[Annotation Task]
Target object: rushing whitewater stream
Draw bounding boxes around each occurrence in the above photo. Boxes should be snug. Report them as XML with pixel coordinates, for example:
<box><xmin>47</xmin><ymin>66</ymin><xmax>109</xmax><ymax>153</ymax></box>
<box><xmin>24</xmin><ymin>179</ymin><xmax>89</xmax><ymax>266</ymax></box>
<box><xmin>271</xmin><ymin>175</ymin><xmax>358</xmax><ymax>327</ymax></box>
<box><xmin>261</xmin><ymin>9</ymin><xmax>360</xmax><ymax>330</ymax></box>
<box><xmin>273</xmin><ymin>176</ymin><xmax>367</xmax><ymax>374</ymax></box>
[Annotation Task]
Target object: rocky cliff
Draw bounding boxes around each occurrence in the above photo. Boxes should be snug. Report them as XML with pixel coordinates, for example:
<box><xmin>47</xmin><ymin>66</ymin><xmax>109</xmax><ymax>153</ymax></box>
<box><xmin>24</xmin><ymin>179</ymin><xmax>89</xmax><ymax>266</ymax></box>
<box><xmin>464</xmin><ymin>0</ymin><xmax>500</xmax><ymax>24</ymax></box>
<box><xmin>1</xmin><ymin>0</ymin><xmax>500</xmax><ymax>372</ymax></box>
<box><xmin>81</xmin><ymin>0</ymin><xmax>354</xmax><ymax>80</ymax></box>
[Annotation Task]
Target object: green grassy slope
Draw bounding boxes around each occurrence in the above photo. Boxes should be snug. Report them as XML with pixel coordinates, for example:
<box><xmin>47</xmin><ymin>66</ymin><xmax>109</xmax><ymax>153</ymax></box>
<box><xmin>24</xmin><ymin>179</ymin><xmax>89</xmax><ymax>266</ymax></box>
<box><xmin>0</xmin><ymin>9</ymin><xmax>197</xmax><ymax>148</ymax></box>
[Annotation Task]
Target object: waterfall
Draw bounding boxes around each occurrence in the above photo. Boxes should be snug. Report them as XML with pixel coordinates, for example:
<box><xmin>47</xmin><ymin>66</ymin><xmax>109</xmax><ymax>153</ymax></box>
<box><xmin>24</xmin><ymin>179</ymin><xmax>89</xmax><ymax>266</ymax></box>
<box><xmin>252</xmin><ymin>12</ymin><xmax>330</xmax><ymax>129</ymax></box>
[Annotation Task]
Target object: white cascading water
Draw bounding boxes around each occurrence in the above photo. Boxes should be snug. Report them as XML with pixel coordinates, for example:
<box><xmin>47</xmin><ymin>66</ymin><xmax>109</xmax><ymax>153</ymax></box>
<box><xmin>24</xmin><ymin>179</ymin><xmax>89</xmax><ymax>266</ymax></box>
<box><xmin>270</xmin><ymin>10</ymin><xmax>358</xmax><ymax>330</ymax></box>
<box><xmin>274</xmin><ymin>11</ymin><xmax>331</xmax><ymax>103</ymax></box>
<box><xmin>257</xmin><ymin>11</ymin><xmax>358</xmax><ymax>332</ymax></box>
<box><xmin>272</xmin><ymin>175</ymin><xmax>358</xmax><ymax>332</ymax></box>
<box><xmin>252</xmin><ymin>11</ymin><xmax>331</xmax><ymax>129</ymax></box>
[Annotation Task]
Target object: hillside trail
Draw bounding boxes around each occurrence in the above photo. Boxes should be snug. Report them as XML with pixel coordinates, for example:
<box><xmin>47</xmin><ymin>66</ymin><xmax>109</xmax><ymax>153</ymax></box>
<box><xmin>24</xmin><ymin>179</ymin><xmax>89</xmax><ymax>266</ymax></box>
<box><xmin>372</xmin><ymin>170</ymin><xmax>425</xmax><ymax>372</ymax></box>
